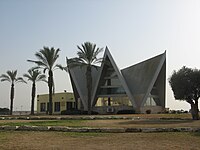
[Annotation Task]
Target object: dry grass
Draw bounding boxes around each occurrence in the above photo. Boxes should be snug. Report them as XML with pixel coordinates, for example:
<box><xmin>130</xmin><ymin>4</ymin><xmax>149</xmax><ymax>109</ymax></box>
<box><xmin>83</xmin><ymin>119</ymin><xmax>200</xmax><ymax>128</ymax></box>
<box><xmin>0</xmin><ymin>131</ymin><xmax>199</xmax><ymax>150</ymax></box>
<box><xmin>0</xmin><ymin>116</ymin><xmax>200</xmax><ymax>128</ymax></box>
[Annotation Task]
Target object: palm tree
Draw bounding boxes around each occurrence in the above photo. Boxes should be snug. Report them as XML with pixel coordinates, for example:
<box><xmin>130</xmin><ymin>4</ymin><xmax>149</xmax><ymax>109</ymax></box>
<box><xmin>67</xmin><ymin>42</ymin><xmax>103</xmax><ymax>115</ymax></box>
<box><xmin>23</xmin><ymin>69</ymin><xmax>46</xmax><ymax>115</ymax></box>
<box><xmin>0</xmin><ymin>70</ymin><xmax>26</xmax><ymax>115</ymax></box>
<box><xmin>27</xmin><ymin>47</ymin><xmax>61</xmax><ymax>115</ymax></box>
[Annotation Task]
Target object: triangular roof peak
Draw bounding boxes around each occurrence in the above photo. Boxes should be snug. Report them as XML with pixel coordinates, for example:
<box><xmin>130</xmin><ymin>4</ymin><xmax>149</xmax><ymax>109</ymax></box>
<box><xmin>91</xmin><ymin>47</ymin><xmax>137</xmax><ymax>107</ymax></box>
<box><xmin>121</xmin><ymin>51</ymin><xmax>166</xmax><ymax>107</ymax></box>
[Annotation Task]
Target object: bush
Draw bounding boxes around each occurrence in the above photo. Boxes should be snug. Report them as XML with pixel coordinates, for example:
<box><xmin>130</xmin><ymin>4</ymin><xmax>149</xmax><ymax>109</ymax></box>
<box><xmin>117</xmin><ymin>109</ymin><xmax>135</xmax><ymax>114</ymax></box>
<box><xmin>146</xmin><ymin>109</ymin><xmax>151</xmax><ymax>114</ymax></box>
<box><xmin>0</xmin><ymin>108</ymin><xmax>9</xmax><ymax>115</ymax></box>
<box><xmin>61</xmin><ymin>109</ymin><xmax>81</xmax><ymax>115</ymax></box>
<box><xmin>61</xmin><ymin>109</ymin><xmax>98</xmax><ymax>115</ymax></box>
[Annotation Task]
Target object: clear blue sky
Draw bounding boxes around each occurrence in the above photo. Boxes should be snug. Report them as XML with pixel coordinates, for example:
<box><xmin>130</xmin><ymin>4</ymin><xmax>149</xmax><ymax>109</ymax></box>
<box><xmin>0</xmin><ymin>0</ymin><xmax>200</xmax><ymax>111</ymax></box>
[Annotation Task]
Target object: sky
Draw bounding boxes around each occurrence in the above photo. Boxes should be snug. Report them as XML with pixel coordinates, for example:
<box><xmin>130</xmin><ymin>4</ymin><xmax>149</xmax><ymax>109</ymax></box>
<box><xmin>0</xmin><ymin>0</ymin><xmax>200</xmax><ymax>111</ymax></box>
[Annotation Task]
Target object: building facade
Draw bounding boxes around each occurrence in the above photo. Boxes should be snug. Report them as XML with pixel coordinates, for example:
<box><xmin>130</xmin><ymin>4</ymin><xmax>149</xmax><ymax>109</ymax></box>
<box><xmin>37</xmin><ymin>92</ymin><xmax>76</xmax><ymax>114</ymax></box>
<box><xmin>68</xmin><ymin>48</ymin><xmax>166</xmax><ymax>114</ymax></box>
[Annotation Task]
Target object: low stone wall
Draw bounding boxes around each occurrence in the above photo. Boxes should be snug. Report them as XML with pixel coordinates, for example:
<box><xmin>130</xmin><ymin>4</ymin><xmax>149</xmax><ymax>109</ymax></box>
<box><xmin>0</xmin><ymin>116</ymin><xmax>191</xmax><ymax>121</ymax></box>
<box><xmin>0</xmin><ymin>125</ymin><xmax>199</xmax><ymax>133</ymax></box>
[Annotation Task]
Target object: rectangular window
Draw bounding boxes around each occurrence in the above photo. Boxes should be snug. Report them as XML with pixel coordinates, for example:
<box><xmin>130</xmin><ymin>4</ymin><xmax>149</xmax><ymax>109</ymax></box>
<box><xmin>54</xmin><ymin>102</ymin><xmax>60</xmax><ymax>112</ymax></box>
<box><xmin>47</xmin><ymin>102</ymin><xmax>49</xmax><ymax>112</ymax></box>
<box><xmin>66</xmin><ymin>102</ymin><xmax>73</xmax><ymax>110</ymax></box>
<box><xmin>99</xmin><ymin>87</ymin><xmax>126</xmax><ymax>95</ymax></box>
<box><xmin>40</xmin><ymin>103</ymin><xmax>46</xmax><ymax>112</ymax></box>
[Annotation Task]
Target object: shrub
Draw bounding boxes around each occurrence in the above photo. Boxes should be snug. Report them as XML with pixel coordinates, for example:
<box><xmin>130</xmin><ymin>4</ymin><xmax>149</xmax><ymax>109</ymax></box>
<box><xmin>146</xmin><ymin>109</ymin><xmax>151</xmax><ymax>114</ymax></box>
<box><xmin>61</xmin><ymin>109</ymin><xmax>98</xmax><ymax>115</ymax></box>
<box><xmin>117</xmin><ymin>109</ymin><xmax>135</xmax><ymax>114</ymax></box>
<box><xmin>0</xmin><ymin>108</ymin><xmax>9</xmax><ymax>115</ymax></box>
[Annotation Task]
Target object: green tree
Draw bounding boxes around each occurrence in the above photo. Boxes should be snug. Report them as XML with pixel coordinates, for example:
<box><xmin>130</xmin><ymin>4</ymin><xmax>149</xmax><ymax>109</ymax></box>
<box><xmin>169</xmin><ymin>66</ymin><xmax>200</xmax><ymax>120</ymax></box>
<box><xmin>23</xmin><ymin>69</ymin><xmax>46</xmax><ymax>115</ymax></box>
<box><xmin>67</xmin><ymin>42</ymin><xmax>103</xmax><ymax>115</ymax></box>
<box><xmin>0</xmin><ymin>70</ymin><xmax>26</xmax><ymax>115</ymax></box>
<box><xmin>28</xmin><ymin>47</ymin><xmax>61</xmax><ymax>115</ymax></box>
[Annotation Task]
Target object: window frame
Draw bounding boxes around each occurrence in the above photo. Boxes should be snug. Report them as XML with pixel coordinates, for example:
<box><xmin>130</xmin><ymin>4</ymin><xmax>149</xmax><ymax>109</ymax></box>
<box><xmin>54</xmin><ymin>102</ymin><xmax>60</xmax><ymax>112</ymax></box>
<box><xmin>40</xmin><ymin>103</ymin><xmax>46</xmax><ymax>112</ymax></box>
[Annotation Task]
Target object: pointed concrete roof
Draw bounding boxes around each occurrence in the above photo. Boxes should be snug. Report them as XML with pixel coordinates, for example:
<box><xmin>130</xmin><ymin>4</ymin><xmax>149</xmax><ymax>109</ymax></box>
<box><xmin>91</xmin><ymin>47</ymin><xmax>137</xmax><ymax>107</ymax></box>
<box><xmin>121</xmin><ymin>51</ymin><xmax>166</xmax><ymax>107</ymax></box>
<box><xmin>68</xmin><ymin>65</ymin><xmax>100</xmax><ymax>110</ymax></box>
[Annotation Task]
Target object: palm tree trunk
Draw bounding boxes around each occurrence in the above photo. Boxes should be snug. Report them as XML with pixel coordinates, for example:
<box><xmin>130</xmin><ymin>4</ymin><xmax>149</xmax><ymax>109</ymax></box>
<box><xmin>86</xmin><ymin>66</ymin><xmax>92</xmax><ymax>115</ymax></box>
<box><xmin>10</xmin><ymin>83</ymin><xmax>14</xmax><ymax>115</ymax></box>
<box><xmin>48</xmin><ymin>70</ymin><xmax>53</xmax><ymax>115</ymax></box>
<box><xmin>31</xmin><ymin>83</ymin><xmax>36</xmax><ymax>115</ymax></box>
<box><xmin>107</xmin><ymin>79</ymin><xmax>111</xmax><ymax>106</ymax></box>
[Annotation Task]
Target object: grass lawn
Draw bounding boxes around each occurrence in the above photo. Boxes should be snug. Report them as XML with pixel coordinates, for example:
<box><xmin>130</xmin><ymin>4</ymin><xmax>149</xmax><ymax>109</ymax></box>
<box><xmin>0</xmin><ymin>120</ymin><xmax>86</xmax><ymax>127</ymax></box>
<box><xmin>0</xmin><ymin>118</ymin><xmax>200</xmax><ymax>128</ymax></box>
<box><xmin>0</xmin><ymin>131</ymin><xmax>199</xmax><ymax>150</ymax></box>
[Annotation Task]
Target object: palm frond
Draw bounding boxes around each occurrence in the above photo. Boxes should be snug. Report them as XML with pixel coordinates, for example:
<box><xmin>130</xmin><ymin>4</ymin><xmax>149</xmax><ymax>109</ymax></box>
<box><xmin>93</xmin><ymin>58</ymin><xmax>103</xmax><ymax>64</ymax></box>
<box><xmin>24</xmin><ymin>69</ymin><xmax>36</xmax><ymax>82</ymax></box>
<box><xmin>16</xmin><ymin>77</ymin><xmax>27</xmax><ymax>84</ymax></box>
<box><xmin>23</xmin><ymin>73</ymin><xmax>33</xmax><ymax>81</ymax></box>
<box><xmin>93</xmin><ymin>47</ymin><xmax>104</xmax><ymax>59</ymax></box>
<box><xmin>77</xmin><ymin>45</ymin><xmax>85</xmax><ymax>54</ymax></box>
<box><xmin>37</xmin><ymin>74</ymin><xmax>47</xmax><ymax>82</ymax></box>
<box><xmin>0</xmin><ymin>74</ymin><xmax>10</xmax><ymax>82</ymax></box>
<box><xmin>53</xmin><ymin>48</ymin><xmax>60</xmax><ymax>62</ymax></box>
<box><xmin>54</xmin><ymin>64</ymin><xmax>64</xmax><ymax>71</ymax></box>
<box><xmin>76</xmin><ymin>42</ymin><xmax>104</xmax><ymax>66</ymax></box>
<box><xmin>0</xmin><ymin>78</ymin><xmax>11</xmax><ymax>82</ymax></box>
<box><xmin>67</xmin><ymin>57</ymin><xmax>85</xmax><ymax>68</ymax></box>
<box><xmin>35</xmin><ymin>52</ymin><xmax>48</xmax><ymax>67</ymax></box>
<box><xmin>27</xmin><ymin>60</ymin><xmax>47</xmax><ymax>69</ymax></box>
<box><xmin>43</xmin><ymin>68</ymin><xmax>48</xmax><ymax>74</ymax></box>
<box><xmin>24</xmin><ymin>68</ymin><xmax>46</xmax><ymax>84</ymax></box>
<box><xmin>7</xmin><ymin>70</ymin><xmax>17</xmax><ymax>82</ymax></box>
<box><xmin>28</xmin><ymin>46</ymin><xmax>60</xmax><ymax>75</ymax></box>
<box><xmin>31</xmin><ymin>66</ymin><xmax>40</xmax><ymax>71</ymax></box>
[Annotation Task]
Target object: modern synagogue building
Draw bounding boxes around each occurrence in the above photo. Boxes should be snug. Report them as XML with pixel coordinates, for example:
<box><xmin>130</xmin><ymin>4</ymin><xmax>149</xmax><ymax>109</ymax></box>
<box><xmin>68</xmin><ymin>48</ymin><xmax>166</xmax><ymax>114</ymax></box>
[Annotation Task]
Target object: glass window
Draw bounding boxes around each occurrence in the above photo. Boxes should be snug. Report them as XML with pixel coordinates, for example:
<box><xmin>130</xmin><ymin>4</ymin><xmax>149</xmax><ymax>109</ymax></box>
<box><xmin>54</xmin><ymin>102</ymin><xmax>60</xmax><ymax>112</ymax></box>
<box><xmin>66</xmin><ymin>102</ymin><xmax>73</xmax><ymax>110</ymax></box>
<box><xmin>144</xmin><ymin>97</ymin><xmax>157</xmax><ymax>106</ymax></box>
<box><xmin>40</xmin><ymin>103</ymin><xmax>46</xmax><ymax>112</ymax></box>
<box><xmin>99</xmin><ymin>87</ymin><xmax>126</xmax><ymax>95</ymax></box>
<box><xmin>47</xmin><ymin>102</ymin><xmax>49</xmax><ymax>112</ymax></box>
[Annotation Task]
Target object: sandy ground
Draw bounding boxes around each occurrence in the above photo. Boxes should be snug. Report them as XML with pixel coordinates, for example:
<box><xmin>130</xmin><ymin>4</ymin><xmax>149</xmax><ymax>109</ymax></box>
<box><xmin>0</xmin><ymin>131</ymin><xmax>199</xmax><ymax>150</ymax></box>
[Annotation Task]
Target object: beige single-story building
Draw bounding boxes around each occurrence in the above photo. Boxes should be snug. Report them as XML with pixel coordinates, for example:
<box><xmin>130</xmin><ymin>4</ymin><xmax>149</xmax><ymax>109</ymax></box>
<box><xmin>37</xmin><ymin>92</ymin><xmax>77</xmax><ymax>114</ymax></box>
